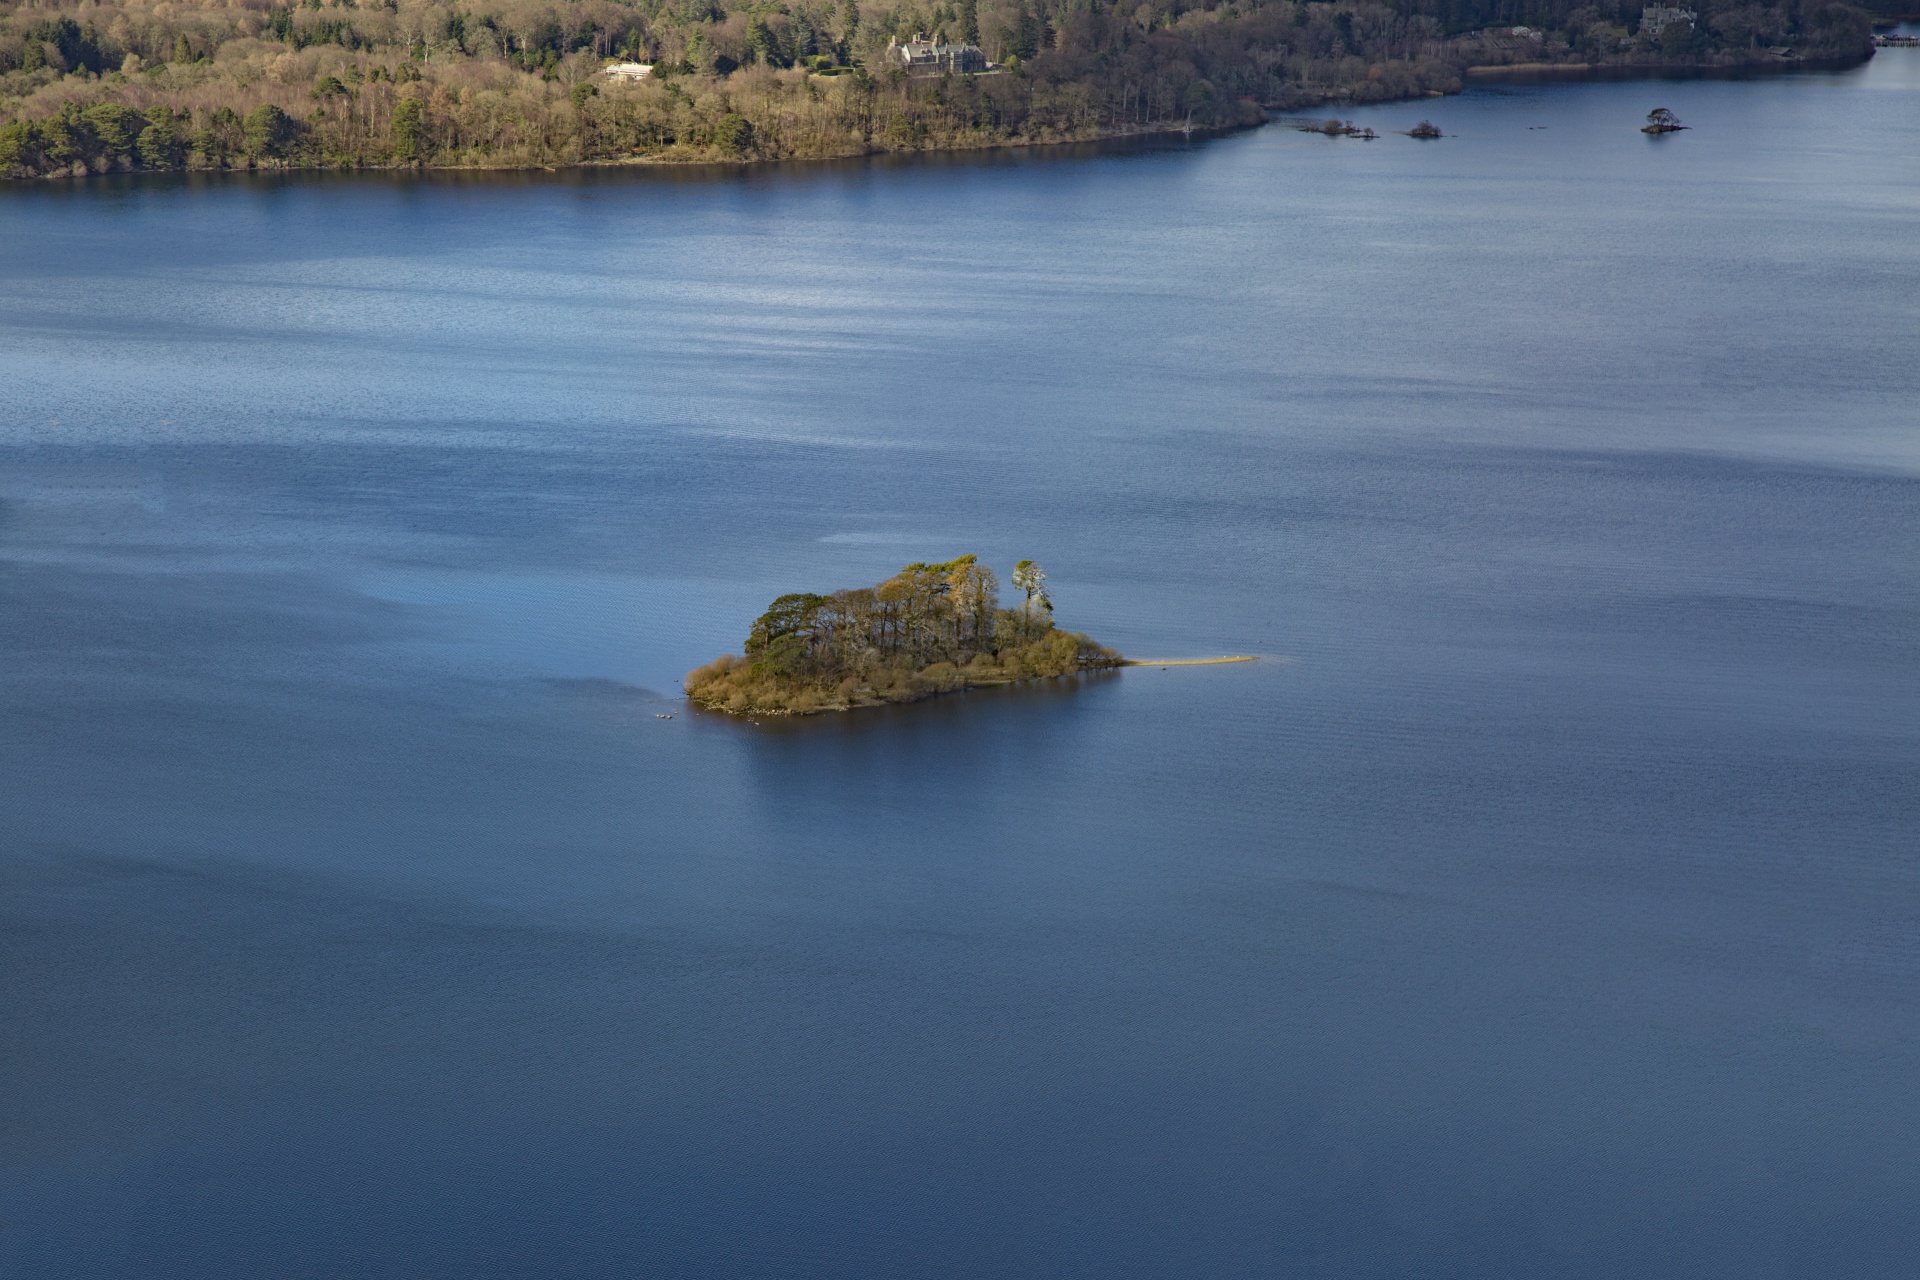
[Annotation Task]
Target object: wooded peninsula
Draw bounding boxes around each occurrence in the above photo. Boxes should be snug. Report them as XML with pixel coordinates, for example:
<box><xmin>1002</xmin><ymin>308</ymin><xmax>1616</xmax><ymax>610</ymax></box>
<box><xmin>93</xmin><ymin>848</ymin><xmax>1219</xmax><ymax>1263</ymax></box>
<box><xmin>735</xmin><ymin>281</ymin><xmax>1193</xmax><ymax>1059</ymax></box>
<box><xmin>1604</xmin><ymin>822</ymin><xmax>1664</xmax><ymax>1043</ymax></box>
<box><xmin>0</xmin><ymin>0</ymin><xmax>1883</xmax><ymax>179</ymax></box>
<box><xmin>686</xmin><ymin>556</ymin><xmax>1123</xmax><ymax>715</ymax></box>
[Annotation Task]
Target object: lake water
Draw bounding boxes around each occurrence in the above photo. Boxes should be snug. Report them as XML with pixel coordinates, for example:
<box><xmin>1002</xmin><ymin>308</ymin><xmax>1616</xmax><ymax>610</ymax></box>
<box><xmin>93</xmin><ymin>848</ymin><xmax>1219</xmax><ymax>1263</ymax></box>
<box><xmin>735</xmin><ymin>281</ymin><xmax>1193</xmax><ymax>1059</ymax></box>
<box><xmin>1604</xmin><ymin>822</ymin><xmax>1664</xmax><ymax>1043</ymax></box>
<box><xmin>2</xmin><ymin>47</ymin><xmax>1917</xmax><ymax>1279</ymax></box>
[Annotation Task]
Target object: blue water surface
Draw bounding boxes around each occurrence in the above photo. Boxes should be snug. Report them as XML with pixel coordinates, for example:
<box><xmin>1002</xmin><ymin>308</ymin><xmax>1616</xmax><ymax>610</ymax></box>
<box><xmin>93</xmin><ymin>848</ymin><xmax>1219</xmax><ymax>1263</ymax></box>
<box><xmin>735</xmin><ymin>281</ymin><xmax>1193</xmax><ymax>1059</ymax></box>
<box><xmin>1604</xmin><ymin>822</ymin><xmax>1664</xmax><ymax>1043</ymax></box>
<box><xmin>1</xmin><ymin>49</ymin><xmax>1917</xmax><ymax>1279</ymax></box>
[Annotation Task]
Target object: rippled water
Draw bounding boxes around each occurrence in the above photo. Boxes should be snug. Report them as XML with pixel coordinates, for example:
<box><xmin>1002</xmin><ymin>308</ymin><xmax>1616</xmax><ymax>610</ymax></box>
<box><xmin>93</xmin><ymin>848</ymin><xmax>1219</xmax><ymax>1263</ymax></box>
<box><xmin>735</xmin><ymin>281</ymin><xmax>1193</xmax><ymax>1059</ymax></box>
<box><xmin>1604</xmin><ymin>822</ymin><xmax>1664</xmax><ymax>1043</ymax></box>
<box><xmin>2</xmin><ymin>50</ymin><xmax>1917</xmax><ymax>1279</ymax></box>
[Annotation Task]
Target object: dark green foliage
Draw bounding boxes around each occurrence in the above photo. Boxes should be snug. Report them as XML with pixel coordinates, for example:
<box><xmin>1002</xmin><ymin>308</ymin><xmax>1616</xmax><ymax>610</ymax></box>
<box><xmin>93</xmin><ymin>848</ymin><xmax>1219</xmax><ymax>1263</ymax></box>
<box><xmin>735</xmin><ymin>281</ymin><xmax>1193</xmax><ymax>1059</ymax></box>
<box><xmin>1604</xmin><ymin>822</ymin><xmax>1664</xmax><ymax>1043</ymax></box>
<box><xmin>138</xmin><ymin>109</ymin><xmax>188</xmax><ymax>168</ymax></box>
<box><xmin>1806</xmin><ymin>2</ymin><xmax>1872</xmax><ymax>46</ymax></box>
<box><xmin>194</xmin><ymin>108</ymin><xmax>244</xmax><ymax>167</ymax></box>
<box><xmin>711</xmin><ymin>112</ymin><xmax>753</xmax><ymax>154</ymax></box>
<box><xmin>1013</xmin><ymin>2</ymin><xmax>1042</xmax><ymax>58</ymax></box>
<box><xmin>40</xmin><ymin>105</ymin><xmax>98</xmax><ymax>167</ymax></box>
<box><xmin>84</xmin><ymin>104</ymin><xmax>146</xmax><ymax>158</ymax></box>
<box><xmin>305</xmin><ymin>19</ymin><xmax>365</xmax><ymax>51</ymax></box>
<box><xmin>746</xmin><ymin>593</ymin><xmax>833</xmax><ymax>675</ymax></box>
<box><xmin>244</xmin><ymin>104</ymin><xmax>298</xmax><ymax>159</ymax></box>
<box><xmin>746</xmin><ymin>17</ymin><xmax>785</xmax><ymax>65</ymax></box>
<box><xmin>0</xmin><ymin>121</ymin><xmax>44</xmax><ymax>175</ymax></box>
<box><xmin>39</xmin><ymin>105</ymin><xmax>102</xmax><ymax>172</ymax></box>
<box><xmin>390</xmin><ymin>96</ymin><xmax>425</xmax><ymax>160</ymax></box>
<box><xmin>266</xmin><ymin>4</ymin><xmax>362</xmax><ymax>50</ymax></box>
<box><xmin>33</xmin><ymin>18</ymin><xmax>109</xmax><ymax>74</ymax></box>
<box><xmin>24</xmin><ymin>102</ymin><xmax>140</xmax><ymax>172</ymax></box>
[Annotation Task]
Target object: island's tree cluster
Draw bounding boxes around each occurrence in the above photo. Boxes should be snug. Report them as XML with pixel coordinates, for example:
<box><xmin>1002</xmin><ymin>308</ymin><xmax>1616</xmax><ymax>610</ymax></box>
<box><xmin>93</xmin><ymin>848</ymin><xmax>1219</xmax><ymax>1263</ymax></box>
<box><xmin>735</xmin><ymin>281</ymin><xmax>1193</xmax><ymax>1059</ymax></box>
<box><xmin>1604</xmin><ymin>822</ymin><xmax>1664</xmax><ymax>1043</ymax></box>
<box><xmin>687</xmin><ymin>556</ymin><xmax>1121</xmax><ymax>715</ymax></box>
<box><xmin>0</xmin><ymin>0</ymin><xmax>1875</xmax><ymax>179</ymax></box>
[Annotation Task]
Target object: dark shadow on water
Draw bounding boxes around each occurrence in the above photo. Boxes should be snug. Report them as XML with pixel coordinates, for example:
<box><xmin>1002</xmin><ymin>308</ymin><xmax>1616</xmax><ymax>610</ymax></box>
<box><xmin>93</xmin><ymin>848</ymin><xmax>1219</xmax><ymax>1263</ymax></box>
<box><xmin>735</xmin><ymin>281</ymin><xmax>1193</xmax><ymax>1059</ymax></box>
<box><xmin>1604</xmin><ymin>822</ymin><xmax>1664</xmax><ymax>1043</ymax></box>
<box><xmin>0</xmin><ymin>131</ymin><xmax>1227</xmax><ymax>203</ymax></box>
<box><xmin>683</xmin><ymin>669</ymin><xmax>1124</xmax><ymax>738</ymax></box>
<box><xmin>542</xmin><ymin>677</ymin><xmax>679</xmax><ymax>706</ymax></box>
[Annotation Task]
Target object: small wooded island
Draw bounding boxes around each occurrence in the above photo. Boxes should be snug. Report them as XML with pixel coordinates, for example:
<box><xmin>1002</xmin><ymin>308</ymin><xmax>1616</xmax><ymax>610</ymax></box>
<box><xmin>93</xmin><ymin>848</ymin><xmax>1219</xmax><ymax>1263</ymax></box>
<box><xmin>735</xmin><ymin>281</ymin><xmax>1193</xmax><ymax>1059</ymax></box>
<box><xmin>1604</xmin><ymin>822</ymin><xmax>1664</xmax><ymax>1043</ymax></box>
<box><xmin>686</xmin><ymin>556</ymin><xmax>1123</xmax><ymax>716</ymax></box>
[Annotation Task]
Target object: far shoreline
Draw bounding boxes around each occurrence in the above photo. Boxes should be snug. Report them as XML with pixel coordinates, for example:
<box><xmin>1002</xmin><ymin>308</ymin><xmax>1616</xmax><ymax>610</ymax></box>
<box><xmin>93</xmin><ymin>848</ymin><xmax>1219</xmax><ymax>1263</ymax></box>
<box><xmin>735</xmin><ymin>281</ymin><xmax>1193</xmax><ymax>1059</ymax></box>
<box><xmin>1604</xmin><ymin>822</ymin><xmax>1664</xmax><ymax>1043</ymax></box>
<box><xmin>1463</xmin><ymin>52</ymin><xmax>1875</xmax><ymax>83</ymax></box>
<box><xmin>0</xmin><ymin>48</ymin><xmax>1876</xmax><ymax>189</ymax></box>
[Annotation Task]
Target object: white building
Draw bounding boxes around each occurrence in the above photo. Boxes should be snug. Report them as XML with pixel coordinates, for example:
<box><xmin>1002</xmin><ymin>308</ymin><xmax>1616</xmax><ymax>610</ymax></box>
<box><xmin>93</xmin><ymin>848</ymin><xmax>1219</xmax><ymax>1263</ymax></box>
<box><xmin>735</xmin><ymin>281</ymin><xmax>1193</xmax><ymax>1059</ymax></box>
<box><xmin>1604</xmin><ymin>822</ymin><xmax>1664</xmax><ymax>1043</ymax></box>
<box><xmin>602</xmin><ymin>62</ymin><xmax>654</xmax><ymax>82</ymax></box>
<box><xmin>887</xmin><ymin>35</ymin><xmax>988</xmax><ymax>74</ymax></box>
<box><xmin>1638</xmin><ymin>6</ymin><xmax>1696</xmax><ymax>34</ymax></box>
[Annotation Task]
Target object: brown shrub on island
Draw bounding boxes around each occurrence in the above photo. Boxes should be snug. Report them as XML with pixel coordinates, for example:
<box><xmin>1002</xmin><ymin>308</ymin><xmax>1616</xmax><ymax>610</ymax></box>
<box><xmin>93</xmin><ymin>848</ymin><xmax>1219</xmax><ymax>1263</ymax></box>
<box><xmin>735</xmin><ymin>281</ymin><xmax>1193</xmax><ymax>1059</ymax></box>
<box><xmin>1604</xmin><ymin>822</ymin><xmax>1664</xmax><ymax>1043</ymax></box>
<box><xmin>685</xmin><ymin>556</ymin><xmax>1122</xmax><ymax>716</ymax></box>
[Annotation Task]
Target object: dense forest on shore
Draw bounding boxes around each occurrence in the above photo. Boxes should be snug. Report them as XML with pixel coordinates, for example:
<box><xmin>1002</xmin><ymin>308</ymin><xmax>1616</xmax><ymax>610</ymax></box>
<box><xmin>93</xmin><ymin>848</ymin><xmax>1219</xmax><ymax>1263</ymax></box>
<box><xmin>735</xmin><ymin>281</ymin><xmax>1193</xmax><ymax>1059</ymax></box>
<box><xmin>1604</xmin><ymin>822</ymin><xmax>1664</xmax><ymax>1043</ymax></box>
<box><xmin>0</xmin><ymin>0</ymin><xmax>1878</xmax><ymax>178</ymax></box>
<box><xmin>686</xmin><ymin>556</ymin><xmax>1123</xmax><ymax>715</ymax></box>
